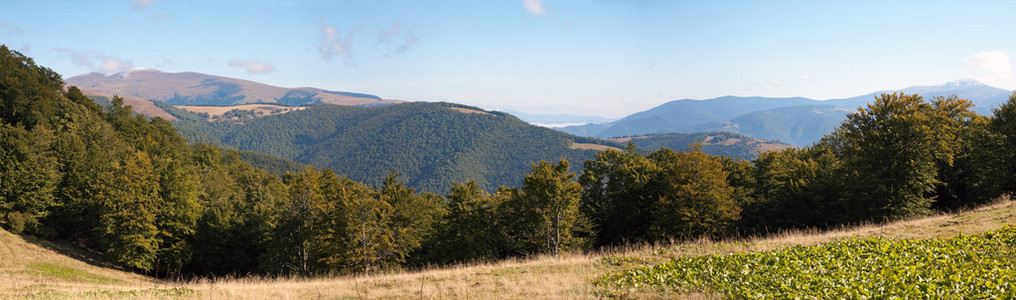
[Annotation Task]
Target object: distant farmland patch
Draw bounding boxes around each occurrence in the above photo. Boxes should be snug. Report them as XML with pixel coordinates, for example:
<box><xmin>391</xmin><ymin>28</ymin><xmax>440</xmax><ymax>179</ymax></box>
<box><xmin>175</xmin><ymin>104</ymin><xmax>306</xmax><ymax>121</ymax></box>
<box><xmin>570</xmin><ymin>143</ymin><xmax>620</xmax><ymax>152</ymax></box>
<box><xmin>449</xmin><ymin>106</ymin><xmax>492</xmax><ymax>115</ymax></box>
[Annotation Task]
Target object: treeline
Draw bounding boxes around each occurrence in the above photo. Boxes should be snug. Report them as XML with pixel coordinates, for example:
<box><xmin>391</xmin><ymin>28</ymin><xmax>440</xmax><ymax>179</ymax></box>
<box><xmin>580</xmin><ymin>92</ymin><xmax>1016</xmax><ymax>245</ymax></box>
<box><xmin>5</xmin><ymin>45</ymin><xmax>1016</xmax><ymax>279</ymax></box>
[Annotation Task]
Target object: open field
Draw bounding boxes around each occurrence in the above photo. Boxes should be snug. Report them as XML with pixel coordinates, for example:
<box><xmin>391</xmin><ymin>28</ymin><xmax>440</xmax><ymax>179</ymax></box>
<box><xmin>175</xmin><ymin>104</ymin><xmax>307</xmax><ymax>119</ymax></box>
<box><xmin>570</xmin><ymin>142</ymin><xmax>622</xmax><ymax>152</ymax></box>
<box><xmin>3</xmin><ymin>198</ymin><xmax>1015</xmax><ymax>299</ymax></box>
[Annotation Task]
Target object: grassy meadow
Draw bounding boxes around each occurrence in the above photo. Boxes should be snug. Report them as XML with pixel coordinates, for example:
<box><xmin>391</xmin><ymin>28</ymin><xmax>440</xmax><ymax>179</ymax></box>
<box><xmin>3</xmin><ymin>197</ymin><xmax>1014</xmax><ymax>299</ymax></box>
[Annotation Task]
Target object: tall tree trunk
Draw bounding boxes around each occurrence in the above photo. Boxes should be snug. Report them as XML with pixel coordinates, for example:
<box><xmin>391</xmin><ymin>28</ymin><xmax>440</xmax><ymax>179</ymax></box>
<box><xmin>553</xmin><ymin>212</ymin><xmax>561</xmax><ymax>256</ymax></box>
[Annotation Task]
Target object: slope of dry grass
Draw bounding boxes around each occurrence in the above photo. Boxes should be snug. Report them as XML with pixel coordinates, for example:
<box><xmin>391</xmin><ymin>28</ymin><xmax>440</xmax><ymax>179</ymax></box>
<box><xmin>3</xmin><ymin>198</ymin><xmax>1014</xmax><ymax>299</ymax></box>
<box><xmin>77</xmin><ymin>88</ymin><xmax>179</xmax><ymax>121</ymax></box>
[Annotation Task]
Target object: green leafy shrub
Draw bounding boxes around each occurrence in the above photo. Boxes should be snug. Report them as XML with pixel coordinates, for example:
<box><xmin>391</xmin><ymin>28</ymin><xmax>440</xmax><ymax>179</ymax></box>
<box><xmin>597</xmin><ymin>226</ymin><xmax>1016</xmax><ymax>298</ymax></box>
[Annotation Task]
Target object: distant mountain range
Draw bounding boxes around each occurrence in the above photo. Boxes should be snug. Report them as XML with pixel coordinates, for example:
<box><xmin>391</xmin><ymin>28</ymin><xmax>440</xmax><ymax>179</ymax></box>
<box><xmin>559</xmin><ymin>79</ymin><xmax>1013</xmax><ymax>146</ymax></box>
<box><xmin>66</xmin><ymin>68</ymin><xmax>401</xmax><ymax>107</ymax></box>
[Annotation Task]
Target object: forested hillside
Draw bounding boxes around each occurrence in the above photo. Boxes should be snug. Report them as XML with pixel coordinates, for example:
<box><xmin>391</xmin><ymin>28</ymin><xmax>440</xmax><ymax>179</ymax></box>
<box><xmin>613</xmin><ymin>131</ymin><xmax>792</xmax><ymax>159</ymax></box>
<box><xmin>160</xmin><ymin>101</ymin><xmax>618</xmax><ymax>192</ymax></box>
<box><xmin>690</xmin><ymin>105</ymin><xmax>853</xmax><ymax>146</ymax></box>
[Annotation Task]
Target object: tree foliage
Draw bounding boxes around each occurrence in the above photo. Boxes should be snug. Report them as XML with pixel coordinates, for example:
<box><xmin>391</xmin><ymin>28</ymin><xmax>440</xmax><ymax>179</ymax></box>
<box><xmin>521</xmin><ymin>160</ymin><xmax>583</xmax><ymax>256</ymax></box>
<box><xmin>832</xmin><ymin>93</ymin><xmax>939</xmax><ymax>220</ymax></box>
<box><xmin>650</xmin><ymin>148</ymin><xmax>739</xmax><ymax>239</ymax></box>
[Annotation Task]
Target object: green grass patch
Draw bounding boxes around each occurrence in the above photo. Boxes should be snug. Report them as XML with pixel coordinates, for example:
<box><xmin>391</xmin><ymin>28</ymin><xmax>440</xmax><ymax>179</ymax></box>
<box><xmin>27</xmin><ymin>263</ymin><xmax>119</xmax><ymax>284</ymax></box>
<box><xmin>596</xmin><ymin>226</ymin><xmax>1016</xmax><ymax>298</ymax></box>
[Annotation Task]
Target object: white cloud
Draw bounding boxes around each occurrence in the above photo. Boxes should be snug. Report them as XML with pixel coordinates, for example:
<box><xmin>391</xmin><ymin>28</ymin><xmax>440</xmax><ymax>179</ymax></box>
<box><xmin>56</xmin><ymin>48</ymin><xmax>134</xmax><ymax>74</ymax></box>
<box><xmin>964</xmin><ymin>51</ymin><xmax>1013</xmax><ymax>86</ymax></box>
<box><xmin>131</xmin><ymin>0</ymin><xmax>159</xmax><ymax>10</ymax></box>
<box><xmin>796</xmin><ymin>74</ymin><xmax>811</xmax><ymax>81</ymax></box>
<box><xmin>319</xmin><ymin>24</ymin><xmax>357</xmax><ymax>62</ymax></box>
<box><xmin>771</xmin><ymin>80</ymin><xmax>784</xmax><ymax>86</ymax></box>
<box><xmin>376</xmin><ymin>21</ymin><xmax>419</xmax><ymax>57</ymax></box>
<box><xmin>228</xmin><ymin>59</ymin><xmax>276</xmax><ymax>74</ymax></box>
<box><xmin>523</xmin><ymin>0</ymin><xmax>547</xmax><ymax>15</ymax></box>
<box><xmin>2</xmin><ymin>22</ymin><xmax>24</xmax><ymax>35</ymax></box>
<box><xmin>99</xmin><ymin>57</ymin><xmax>133</xmax><ymax>73</ymax></box>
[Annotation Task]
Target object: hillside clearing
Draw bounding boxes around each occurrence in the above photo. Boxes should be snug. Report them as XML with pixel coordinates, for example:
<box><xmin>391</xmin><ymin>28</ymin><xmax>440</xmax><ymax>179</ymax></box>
<box><xmin>448</xmin><ymin>106</ymin><xmax>491</xmax><ymax>115</ymax></box>
<box><xmin>77</xmin><ymin>88</ymin><xmax>179</xmax><ymax>121</ymax></box>
<box><xmin>175</xmin><ymin>104</ymin><xmax>306</xmax><ymax>118</ymax></box>
<box><xmin>3</xmin><ymin>198</ymin><xmax>1015</xmax><ymax>299</ymax></box>
<box><xmin>570</xmin><ymin>142</ymin><xmax>621</xmax><ymax>152</ymax></box>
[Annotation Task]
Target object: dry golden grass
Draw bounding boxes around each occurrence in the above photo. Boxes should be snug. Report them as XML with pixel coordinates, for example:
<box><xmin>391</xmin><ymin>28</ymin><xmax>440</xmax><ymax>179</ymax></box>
<box><xmin>174</xmin><ymin>104</ymin><xmax>307</xmax><ymax>121</ymax></box>
<box><xmin>570</xmin><ymin>143</ymin><xmax>621</xmax><ymax>152</ymax></box>
<box><xmin>448</xmin><ymin>107</ymin><xmax>492</xmax><ymax>115</ymax></box>
<box><xmin>69</xmin><ymin>70</ymin><xmax>404</xmax><ymax>107</ymax></box>
<box><xmin>4</xmin><ymin>198</ymin><xmax>1015</xmax><ymax>299</ymax></box>
<box><xmin>77</xmin><ymin>88</ymin><xmax>178</xmax><ymax>121</ymax></box>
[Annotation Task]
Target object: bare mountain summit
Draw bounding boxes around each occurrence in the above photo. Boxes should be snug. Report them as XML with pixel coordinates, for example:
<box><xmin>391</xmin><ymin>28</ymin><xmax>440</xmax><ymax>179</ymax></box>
<box><xmin>66</xmin><ymin>68</ymin><xmax>402</xmax><ymax>107</ymax></box>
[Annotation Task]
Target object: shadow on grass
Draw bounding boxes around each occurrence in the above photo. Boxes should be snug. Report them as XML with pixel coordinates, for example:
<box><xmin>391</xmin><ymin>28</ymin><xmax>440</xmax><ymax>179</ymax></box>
<box><xmin>19</xmin><ymin>234</ymin><xmax>147</xmax><ymax>280</ymax></box>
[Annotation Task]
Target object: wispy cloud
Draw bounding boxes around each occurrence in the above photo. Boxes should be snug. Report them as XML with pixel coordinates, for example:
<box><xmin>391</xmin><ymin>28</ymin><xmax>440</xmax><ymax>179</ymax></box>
<box><xmin>377</xmin><ymin>22</ymin><xmax>401</xmax><ymax>45</ymax></box>
<box><xmin>228</xmin><ymin>59</ymin><xmax>276</xmax><ymax>74</ymax></box>
<box><xmin>796</xmin><ymin>74</ymin><xmax>811</xmax><ymax>81</ymax></box>
<box><xmin>376</xmin><ymin>22</ymin><xmax>419</xmax><ymax>57</ymax></box>
<box><xmin>20</xmin><ymin>44</ymin><xmax>31</xmax><ymax>54</ymax></box>
<box><xmin>319</xmin><ymin>24</ymin><xmax>357</xmax><ymax>62</ymax></box>
<box><xmin>55</xmin><ymin>48</ymin><xmax>134</xmax><ymax>74</ymax></box>
<box><xmin>2</xmin><ymin>22</ymin><xmax>25</xmax><ymax>35</ymax></box>
<box><xmin>131</xmin><ymin>0</ymin><xmax>159</xmax><ymax>10</ymax></box>
<box><xmin>964</xmin><ymin>51</ymin><xmax>1012</xmax><ymax>86</ymax></box>
<box><xmin>523</xmin><ymin>0</ymin><xmax>548</xmax><ymax>15</ymax></box>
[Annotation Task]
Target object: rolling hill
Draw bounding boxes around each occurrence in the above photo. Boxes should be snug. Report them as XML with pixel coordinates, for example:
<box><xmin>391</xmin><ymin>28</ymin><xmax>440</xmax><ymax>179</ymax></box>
<box><xmin>77</xmin><ymin>87</ymin><xmax>178</xmax><ymax>121</ymax></box>
<box><xmin>154</xmin><ymin>101</ymin><xmax>799</xmax><ymax>193</ymax></box>
<box><xmin>160</xmin><ymin>101</ymin><xmax>621</xmax><ymax>193</ymax></box>
<box><xmin>72</xmin><ymin>76</ymin><xmax>794</xmax><ymax>193</ymax></box>
<box><xmin>614</xmin><ymin>131</ymin><xmax>793</xmax><ymax>159</ymax></box>
<box><xmin>65</xmin><ymin>68</ymin><xmax>402</xmax><ymax>107</ymax></box>
<box><xmin>691</xmin><ymin>105</ymin><xmax>854</xmax><ymax>146</ymax></box>
<box><xmin>561</xmin><ymin>80</ymin><xmax>1013</xmax><ymax>146</ymax></box>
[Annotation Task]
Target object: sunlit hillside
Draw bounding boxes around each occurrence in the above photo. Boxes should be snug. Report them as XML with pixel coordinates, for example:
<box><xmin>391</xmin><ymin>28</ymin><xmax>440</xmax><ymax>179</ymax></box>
<box><xmin>4</xmin><ymin>198</ymin><xmax>1015</xmax><ymax>299</ymax></box>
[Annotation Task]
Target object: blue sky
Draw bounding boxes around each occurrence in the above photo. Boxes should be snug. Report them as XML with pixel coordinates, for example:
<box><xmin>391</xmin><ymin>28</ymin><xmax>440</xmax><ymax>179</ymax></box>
<box><xmin>2</xmin><ymin>0</ymin><xmax>1016</xmax><ymax>117</ymax></box>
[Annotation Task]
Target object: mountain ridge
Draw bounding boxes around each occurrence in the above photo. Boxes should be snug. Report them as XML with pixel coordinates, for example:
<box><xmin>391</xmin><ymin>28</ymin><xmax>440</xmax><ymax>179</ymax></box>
<box><xmin>560</xmin><ymin>80</ymin><xmax>1013</xmax><ymax>146</ymax></box>
<box><xmin>65</xmin><ymin>69</ymin><xmax>402</xmax><ymax>107</ymax></box>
